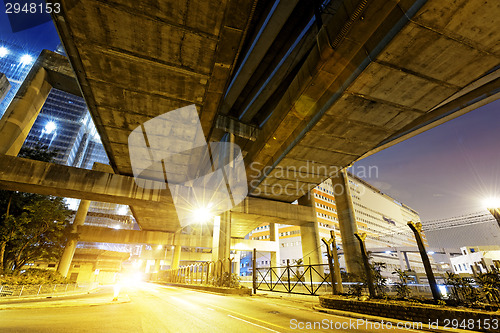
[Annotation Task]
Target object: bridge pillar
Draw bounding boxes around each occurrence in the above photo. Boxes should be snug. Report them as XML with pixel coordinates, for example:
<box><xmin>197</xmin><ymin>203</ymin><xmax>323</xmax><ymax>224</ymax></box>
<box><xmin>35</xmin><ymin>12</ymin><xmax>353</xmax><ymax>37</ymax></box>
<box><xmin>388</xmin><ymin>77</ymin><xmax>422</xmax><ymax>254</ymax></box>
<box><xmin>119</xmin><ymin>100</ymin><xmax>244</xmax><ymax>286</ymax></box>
<box><xmin>397</xmin><ymin>250</ymin><xmax>406</xmax><ymax>270</ymax></box>
<box><xmin>298</xmin><ymin>194</ymin><xmax>323</xmax><ymax>268</ymax></box>
<box><xmin>0</xmin><ymin>65</ymin><xmax>52</xmax><ymax>155</ymax></box>
<box><xmin>330</xmin><ymin>169</ymin><xmax>363</xmax><ymax>276</ymax></box>
<box><xmin>212</xmin><ymin>212</ymin><xmax>231</xmax><ymax>261</ymax></box>
<box><xmin>269</xmin><ymin>223</ymin><xmax>280</xmax><ymax>268</ymax></box>
<box><xmin>232</xmin><ymin>252</ymin><xmax>240</xmax><ymax>276</ymax></box>
<box><xmin>171</xmin><ymin>245</ymin><xmax>181</xmax><ymax>269</ymax></box>
<box><xmin>57</xmin><ymin>199</ymin><xmax>91</xmax><ymax>277</ymax></box>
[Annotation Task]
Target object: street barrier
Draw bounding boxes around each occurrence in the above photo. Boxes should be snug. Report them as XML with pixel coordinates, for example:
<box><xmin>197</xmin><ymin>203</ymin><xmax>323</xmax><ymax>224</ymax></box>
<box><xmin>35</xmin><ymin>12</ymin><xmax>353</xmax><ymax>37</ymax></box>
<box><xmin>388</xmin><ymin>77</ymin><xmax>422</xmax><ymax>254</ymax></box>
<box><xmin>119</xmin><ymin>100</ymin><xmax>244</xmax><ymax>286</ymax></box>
<box><xmin>0</xmin><ymin>282</ymin><xmax>98</xmax><ymax>298</ymax></box>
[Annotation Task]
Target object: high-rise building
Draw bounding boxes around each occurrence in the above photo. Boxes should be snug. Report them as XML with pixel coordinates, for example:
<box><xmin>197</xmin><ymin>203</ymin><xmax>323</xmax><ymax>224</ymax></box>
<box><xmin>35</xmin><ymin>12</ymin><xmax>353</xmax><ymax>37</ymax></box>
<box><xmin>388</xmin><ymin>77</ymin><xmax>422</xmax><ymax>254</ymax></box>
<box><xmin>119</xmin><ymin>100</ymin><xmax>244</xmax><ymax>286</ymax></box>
<box><xmin>0</xmin><ymin>47</ymin><xmax>139</xmax><ymax>256</ymax></box>
<box><xmin>246</xmin><ymin>173</ymin><xmax>433</xmax><ymax>277</ymax></box>
<box><xmin>0</xmin><ymin>40</ymin><xmax>37</xmax><ymax>118</ymax></box>
<box><xmin>22</xmin><ymin>88</ymin><xmax>109</xmax><ymax>169</ymax></box>
<box><xmin>0</xmin><ymin>72</ymin><xmax>10</xmax><ymax>102</ymax></box>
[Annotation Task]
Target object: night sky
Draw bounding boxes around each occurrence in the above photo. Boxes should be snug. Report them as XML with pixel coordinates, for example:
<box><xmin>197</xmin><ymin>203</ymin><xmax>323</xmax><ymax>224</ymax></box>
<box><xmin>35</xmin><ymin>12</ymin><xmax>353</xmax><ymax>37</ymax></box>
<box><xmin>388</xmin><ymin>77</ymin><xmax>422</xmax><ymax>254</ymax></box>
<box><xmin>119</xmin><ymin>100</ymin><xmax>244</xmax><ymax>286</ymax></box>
<box><xmin>354</xmin><ymin>100</ymin><xmax>500</xmax><ymax>222</ymax></box>
<box><xmin>1</xmin><ymin>5</ymin><xmax>499</xmax><ymax>223</ymax></box>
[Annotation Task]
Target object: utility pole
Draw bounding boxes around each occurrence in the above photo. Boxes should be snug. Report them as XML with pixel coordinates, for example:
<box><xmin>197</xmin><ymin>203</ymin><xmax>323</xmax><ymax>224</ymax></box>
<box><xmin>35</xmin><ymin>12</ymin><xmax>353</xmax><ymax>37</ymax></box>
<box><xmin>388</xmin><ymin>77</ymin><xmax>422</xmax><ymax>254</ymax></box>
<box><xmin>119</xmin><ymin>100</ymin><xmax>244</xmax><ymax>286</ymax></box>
<box><xmin>321</xmin><ymin>230</ymin><xmax>343</xmax><ymax>294</ymax></box>
<box><xmin>407</xmin><ymin>221</ymin><xmax>441</xmax><ymax>301</ymax></box>
<box><xmin>354</xmin><ymin>232</ymin><xmax>375</xmax><ymax>298</ymax></box>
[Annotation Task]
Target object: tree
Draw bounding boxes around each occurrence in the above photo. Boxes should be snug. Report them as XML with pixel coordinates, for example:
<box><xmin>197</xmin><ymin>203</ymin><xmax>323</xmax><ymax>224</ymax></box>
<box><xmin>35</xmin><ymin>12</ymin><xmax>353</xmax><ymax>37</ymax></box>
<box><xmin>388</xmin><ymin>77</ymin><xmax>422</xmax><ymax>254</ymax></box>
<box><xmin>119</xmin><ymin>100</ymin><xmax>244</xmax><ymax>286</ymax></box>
<box><xmin>0</xmin><ymin>145</ymin><xmax>70</xmax><ymax>273</ymax></box>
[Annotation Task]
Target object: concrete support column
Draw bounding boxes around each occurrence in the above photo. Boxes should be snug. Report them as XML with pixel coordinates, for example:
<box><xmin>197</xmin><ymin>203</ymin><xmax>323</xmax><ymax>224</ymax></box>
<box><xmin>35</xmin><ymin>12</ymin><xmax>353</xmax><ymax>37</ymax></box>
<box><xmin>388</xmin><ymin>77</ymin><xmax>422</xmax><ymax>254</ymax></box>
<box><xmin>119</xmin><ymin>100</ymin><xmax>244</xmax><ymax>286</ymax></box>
<box><xmin>171</xmin><ymin>245</ymin><xmax>181</xmax><ymax>269</ymax></box>
<box><xmin>298</xmin><ymin>194</ymin><xmax>323</xmax><ymax>267</ymax></box>
<box><xmin>0</xmin><ymin>66</ymin><xmax>52</xmax><ymax>155</ymax></box>
<box><xmin>154</xmin><ymin>259</ymin><xmax>161</xmax><ymax>273</ymax></box>
<box><xmin>212</xmin><ymin>212</ymin><xmax>231</xmax><ymax>261</ymax></box>
<box><xmin>404</xmin><ymin>252</ymin><xmax>411</xmax><ymax>270</ymax></box>
<box><xmin>330</xmin><ymin>169</ymin><xmax>363</xmax><ymax>276</ymax></box>
<box><xmin>397</xmin><ymin>250</ymin><xmax>406</xmax><ymax>270</ymax></box>
<box><xmin>232</xmin><ymin>252</ymin><xmax>240</xmax><ymax>276</ymax></box>
<box><xmin>57</xmin><ymin>199</ymin><xmax>91</xmax><ymax>277</ymax></box>
<box><xmin>269</xmin><ymin>223</ymin><xmax>280</xmax><ymax>267</ymax></box>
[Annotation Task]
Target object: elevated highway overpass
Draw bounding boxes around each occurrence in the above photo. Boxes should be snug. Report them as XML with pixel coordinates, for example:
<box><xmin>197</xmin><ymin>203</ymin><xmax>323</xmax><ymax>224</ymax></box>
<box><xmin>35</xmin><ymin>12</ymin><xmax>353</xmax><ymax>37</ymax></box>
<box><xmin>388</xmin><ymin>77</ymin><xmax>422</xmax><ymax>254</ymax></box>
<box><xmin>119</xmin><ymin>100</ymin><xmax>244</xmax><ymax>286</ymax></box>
<box><xmin>0</xmin><ymin>0</ymin><xmax>498</xmax><ymax>275</ymax></box>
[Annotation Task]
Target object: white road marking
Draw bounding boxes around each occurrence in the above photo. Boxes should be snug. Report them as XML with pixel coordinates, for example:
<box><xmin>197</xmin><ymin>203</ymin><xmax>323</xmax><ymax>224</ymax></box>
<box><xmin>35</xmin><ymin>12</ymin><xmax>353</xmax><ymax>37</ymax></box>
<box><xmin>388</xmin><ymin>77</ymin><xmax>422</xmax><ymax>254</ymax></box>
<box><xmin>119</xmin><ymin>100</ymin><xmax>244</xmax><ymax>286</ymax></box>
<box><xmin>227</xmin><ymin>314</ymin><xmax>281</xmax><ymax>333</ymax></box>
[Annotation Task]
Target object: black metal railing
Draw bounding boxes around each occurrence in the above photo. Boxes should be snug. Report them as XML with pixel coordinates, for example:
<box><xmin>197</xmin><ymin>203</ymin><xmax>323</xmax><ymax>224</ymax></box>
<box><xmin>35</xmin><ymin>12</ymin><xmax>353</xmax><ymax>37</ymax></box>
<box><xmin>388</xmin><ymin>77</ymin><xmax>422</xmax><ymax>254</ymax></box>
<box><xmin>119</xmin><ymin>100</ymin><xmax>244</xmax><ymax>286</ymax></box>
<box><xmin>161</xmin><ymin>258</ymin><xmax>237</xmax><ymax>287</ymax></box>
<box><xmin>254</xmin><ymin>263</ymin><xmax>336</xmax><ymax>295</ymax></box>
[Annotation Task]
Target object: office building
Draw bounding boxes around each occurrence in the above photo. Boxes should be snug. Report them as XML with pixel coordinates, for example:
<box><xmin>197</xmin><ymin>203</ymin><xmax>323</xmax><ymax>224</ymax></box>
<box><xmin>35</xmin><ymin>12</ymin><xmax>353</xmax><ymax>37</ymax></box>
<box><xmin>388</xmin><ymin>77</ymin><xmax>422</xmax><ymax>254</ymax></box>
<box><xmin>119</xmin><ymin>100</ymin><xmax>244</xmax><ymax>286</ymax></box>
<box><xmin>246</xmin><ymin>173</ymin><xmax>433</xmax><ymax>277</ymax></box>
<box><xmin>0</xmin><ymin>40</ymin><xmax>37</xmax><ymax>118</ymax></box>
<box><xmin>0</xmin><ymin>72</ymin><xmax>10</xmax><ymax>102</ymax></box>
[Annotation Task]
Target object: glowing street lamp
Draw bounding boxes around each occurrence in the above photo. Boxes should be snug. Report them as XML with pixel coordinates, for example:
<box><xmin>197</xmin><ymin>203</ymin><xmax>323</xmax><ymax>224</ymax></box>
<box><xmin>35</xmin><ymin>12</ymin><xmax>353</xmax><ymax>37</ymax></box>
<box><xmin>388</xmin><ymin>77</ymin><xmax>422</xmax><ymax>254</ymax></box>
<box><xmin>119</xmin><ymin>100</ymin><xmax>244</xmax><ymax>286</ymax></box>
<box><xmin>191</xmin><ymin>205</ymin><xmax>214</xmax><ymax>223</ymax></box>
<box><xmin>483</xmin><ymin>197</ymin><xmax>500</xmax><ymax>227</ymax></box>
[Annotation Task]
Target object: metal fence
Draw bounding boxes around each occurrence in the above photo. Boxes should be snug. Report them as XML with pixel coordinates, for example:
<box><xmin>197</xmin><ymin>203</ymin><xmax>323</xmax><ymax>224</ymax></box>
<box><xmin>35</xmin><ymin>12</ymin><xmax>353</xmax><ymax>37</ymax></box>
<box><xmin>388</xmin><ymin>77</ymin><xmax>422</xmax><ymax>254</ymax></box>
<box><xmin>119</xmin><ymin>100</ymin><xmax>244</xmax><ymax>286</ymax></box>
<box><xmin>0</xmin><ymin>282</ymin><xmax>99</xmax><ymax>298</ymax></box>
<box><xmin>253</xmin><ymin>264</ymin><xmax>438</xmax><ymax>297</ymax></box>
<box><xmin>254</xmin><ymin>263</ymin><xmax>337</xmax><ymax>295</ymax></box>
<box><xmin>161</xmin><ymin>258</ymin><xmax>235</xmax><ymax>287</ymax></box>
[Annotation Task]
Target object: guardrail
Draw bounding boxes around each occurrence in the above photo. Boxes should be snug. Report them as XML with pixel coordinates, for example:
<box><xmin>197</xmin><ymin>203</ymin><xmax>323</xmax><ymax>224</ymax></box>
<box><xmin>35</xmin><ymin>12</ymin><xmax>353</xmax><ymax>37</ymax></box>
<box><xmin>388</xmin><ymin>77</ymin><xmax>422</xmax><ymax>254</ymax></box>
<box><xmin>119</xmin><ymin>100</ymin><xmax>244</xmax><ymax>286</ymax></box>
<box><xmin>161</xmin><ymin>258</ymin><xmax>236</xmax><ymax>287</ymax></box>
<box><xmin>0</xmin><ymin>282</ymin><xmax>98</xmax><ymax>298</ymax></box>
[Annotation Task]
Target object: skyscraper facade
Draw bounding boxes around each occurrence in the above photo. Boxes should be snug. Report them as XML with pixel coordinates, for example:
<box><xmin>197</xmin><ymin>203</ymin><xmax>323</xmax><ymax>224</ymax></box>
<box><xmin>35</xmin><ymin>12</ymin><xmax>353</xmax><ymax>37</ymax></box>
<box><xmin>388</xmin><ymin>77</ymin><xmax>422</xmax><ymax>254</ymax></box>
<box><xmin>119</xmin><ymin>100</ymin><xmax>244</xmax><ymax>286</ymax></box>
<box><xmin>248</xmin><ymin>173</ymin><xmax>431</xmax><ymax>276</ymax></box>
<box><xmin>22</xmin><ymin>88</ymin><xmax>109</xmax><ymax>169</ymax></box>
<box><xmin>0</xmin><ymin>40</ymin><xmax>37</xmax><ymax>118</ymax></box>
<box><xmin>0</xmin><ymin>45</ymin><xmax>137</xmax><ymax>255</ymax></box>
<box><xmin>0</xmin><ymin>73</ymin><xmax>10</xmax><ymax>102</ymax></box>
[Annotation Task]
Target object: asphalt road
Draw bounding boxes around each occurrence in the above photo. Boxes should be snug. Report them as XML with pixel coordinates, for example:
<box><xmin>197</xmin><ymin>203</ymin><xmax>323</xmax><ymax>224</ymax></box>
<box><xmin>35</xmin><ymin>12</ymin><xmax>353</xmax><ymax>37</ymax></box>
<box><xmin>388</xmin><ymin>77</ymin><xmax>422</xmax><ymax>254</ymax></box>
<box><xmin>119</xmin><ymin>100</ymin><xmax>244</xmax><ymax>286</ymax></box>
<box><xmin>0</xmin><ymin>283</ymin><xmax>423</xmax><ymax>332</ymax></box>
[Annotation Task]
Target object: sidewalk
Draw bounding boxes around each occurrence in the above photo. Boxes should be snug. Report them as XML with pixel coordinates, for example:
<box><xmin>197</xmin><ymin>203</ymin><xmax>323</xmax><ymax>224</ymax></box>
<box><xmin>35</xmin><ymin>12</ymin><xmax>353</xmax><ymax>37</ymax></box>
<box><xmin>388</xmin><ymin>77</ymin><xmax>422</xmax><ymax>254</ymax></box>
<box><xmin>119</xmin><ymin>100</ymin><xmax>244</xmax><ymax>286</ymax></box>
<box><xmin>0</xmin><ymin>287</ymin><xmax>130</xmax><ymax>310</ymax></box>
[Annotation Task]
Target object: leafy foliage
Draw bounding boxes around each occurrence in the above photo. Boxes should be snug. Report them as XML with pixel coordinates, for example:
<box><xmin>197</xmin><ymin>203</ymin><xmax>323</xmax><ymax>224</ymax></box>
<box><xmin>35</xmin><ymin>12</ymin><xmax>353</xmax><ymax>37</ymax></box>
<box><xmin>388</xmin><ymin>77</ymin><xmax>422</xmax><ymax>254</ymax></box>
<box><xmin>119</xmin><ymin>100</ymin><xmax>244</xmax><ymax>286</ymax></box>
<box><xmin>0</xmin><ymin>146</ymin><xmax>71</xmax><ymax>273</ymax></box>
<box><xmin>475</xmin><ymin>272</ymin><xmax>500</xmax><ymax>304</ymax></box>
<box><xmin>371</xmin><ymin>261</ymin><xmax>387</xmax><ymax>297</ymax></box>
<box><xmin>0</xmin><ymin>268</ymin><xmax>71</xmax><ymax>285</ymax></box>
<box><xmin>444</xmin><ymin>272</ymin><xmax>481</xmax><ymax>305</ymax></box>
<box><xmin>392</xmin><ymin>269</ymin><xmax>412</xmax><ymax>299</ymax></box>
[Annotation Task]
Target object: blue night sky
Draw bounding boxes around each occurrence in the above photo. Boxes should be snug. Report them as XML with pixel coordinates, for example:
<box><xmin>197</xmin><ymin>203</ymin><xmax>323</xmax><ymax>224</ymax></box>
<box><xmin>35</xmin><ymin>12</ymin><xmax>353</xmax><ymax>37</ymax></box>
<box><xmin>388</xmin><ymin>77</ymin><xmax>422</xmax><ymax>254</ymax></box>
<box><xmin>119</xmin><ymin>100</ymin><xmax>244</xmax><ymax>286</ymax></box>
<box><xmin>1</xmin><ymin>4</ymin><xmax>499</xmax><ymax>223</ymax></box>
<box><xmin>354</xmin><ymin>100</ymin><xmax>500</xmax><ymax>222</ymax></box>
<box><xmin>0</xmin><ymin>1</ymin><xmax>60</xmax><ymax>53</ymax></box>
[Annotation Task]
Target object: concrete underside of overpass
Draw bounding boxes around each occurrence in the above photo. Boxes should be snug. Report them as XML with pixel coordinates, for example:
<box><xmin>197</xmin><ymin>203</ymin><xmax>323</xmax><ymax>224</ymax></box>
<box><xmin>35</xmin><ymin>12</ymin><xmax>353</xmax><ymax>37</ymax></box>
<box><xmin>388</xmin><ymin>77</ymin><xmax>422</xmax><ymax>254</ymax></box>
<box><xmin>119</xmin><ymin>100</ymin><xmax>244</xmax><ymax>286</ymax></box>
<box><xmin>48</xmin><ymin>0</ymin><xmax>499</xmax><ymax>210</ymax></box>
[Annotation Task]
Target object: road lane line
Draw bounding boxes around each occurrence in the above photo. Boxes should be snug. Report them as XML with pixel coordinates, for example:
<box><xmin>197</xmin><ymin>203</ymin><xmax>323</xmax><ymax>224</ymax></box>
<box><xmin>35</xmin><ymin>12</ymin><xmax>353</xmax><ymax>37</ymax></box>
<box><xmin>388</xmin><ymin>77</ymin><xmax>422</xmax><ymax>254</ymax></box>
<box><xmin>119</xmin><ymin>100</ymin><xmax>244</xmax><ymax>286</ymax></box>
<box><xmin>227</xmin><ymin>315</ymin><xmax>281</xmax><ymax>333</ymax></box>
<box><xmin>205</xmin><ymin>303</ymin><xmax>287</xmax><ymax>332</ymax></box>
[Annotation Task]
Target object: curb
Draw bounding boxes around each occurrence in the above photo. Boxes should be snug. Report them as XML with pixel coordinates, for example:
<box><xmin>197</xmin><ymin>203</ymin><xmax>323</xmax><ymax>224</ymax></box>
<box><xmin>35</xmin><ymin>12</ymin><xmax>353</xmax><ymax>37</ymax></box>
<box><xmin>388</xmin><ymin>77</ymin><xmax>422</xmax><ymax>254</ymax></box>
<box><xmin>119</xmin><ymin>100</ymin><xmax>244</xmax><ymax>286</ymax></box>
<box><xmin>155</xmin><ymin>282</ymin><xmax>252</xmax><ymax>296</ymax></box>
<box><xmin>0</xmin><ymin>289</ymin><xmax>99</xmax><ymax>304</ymax></box>
<box><xmin>313</xmin><ymin>305</ymin><xmax>473</xmax><ymax>333</ymax></box>
<box><xmin>0</xmin><ymin>295</ymin><xmax>130</xmax><ymax>310</ymax></box>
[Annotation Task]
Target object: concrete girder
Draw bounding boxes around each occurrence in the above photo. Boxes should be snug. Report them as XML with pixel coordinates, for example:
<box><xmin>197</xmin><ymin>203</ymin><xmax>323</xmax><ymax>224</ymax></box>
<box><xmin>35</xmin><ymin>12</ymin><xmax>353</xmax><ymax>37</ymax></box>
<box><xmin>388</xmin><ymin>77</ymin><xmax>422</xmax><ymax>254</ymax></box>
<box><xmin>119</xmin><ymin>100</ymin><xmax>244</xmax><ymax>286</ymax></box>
<box><xmin>0</xmin><ymin>154</ymin><xmax>171</xmax><ymax>207</ymax></box>
<box><xmin>51</xmin><ymin>0</ymin><xmax>257</xmax><ymax>173</ymax></box>
<box><xmin>77</xmin><ymin>226</ymin><xmax>212</xmax><ymax>248</ymax></box>
<box><xmin>221</xmin><ymin>0</ymin><xmax>300</xmax><ymax>115</ymax></box>
<box><xmin>78</xmin><ymin>225</ymin><xmax>279</xmax><ymax>254</ymax></box>
<box><xmin>245</xmin><ymin>0</ymin><xmax>500</xmax><ymax>202</ymax></box>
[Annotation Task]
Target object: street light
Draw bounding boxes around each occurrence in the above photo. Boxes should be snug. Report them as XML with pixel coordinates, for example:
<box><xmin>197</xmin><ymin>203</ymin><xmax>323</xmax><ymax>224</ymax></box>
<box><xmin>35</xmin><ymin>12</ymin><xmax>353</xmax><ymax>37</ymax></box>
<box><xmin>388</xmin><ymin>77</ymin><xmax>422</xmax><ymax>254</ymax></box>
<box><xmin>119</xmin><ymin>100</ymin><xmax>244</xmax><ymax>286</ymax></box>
<box><xmin>191</xmin><ymin>204</ymin><xmax>214</xmax><ymax>223</ymax></box>
<box><xmin>483</xmin><ymin>197</ymin><xmax>500</xmax><ymax>227</ymax></box>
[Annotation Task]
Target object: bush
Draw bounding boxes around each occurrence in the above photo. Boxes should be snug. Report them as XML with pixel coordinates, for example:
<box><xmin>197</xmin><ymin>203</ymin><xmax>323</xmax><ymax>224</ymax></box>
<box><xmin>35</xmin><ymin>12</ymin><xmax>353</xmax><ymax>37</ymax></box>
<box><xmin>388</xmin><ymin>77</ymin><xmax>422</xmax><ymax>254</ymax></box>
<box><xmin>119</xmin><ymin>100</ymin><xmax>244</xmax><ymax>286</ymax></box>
<box><xmin>392</xmin><ymin>269</ymin><xmax>411</xmax><ymax>300</ymax></box>
<box><xmin>0</xmin><ymin>269</ymin><xmax>71</xmax><ymax>285</ymax></box>
<box><xmin>444</xmin><ymin>272</ymin><xmax>481</xmax><ymax>305</ymax></box>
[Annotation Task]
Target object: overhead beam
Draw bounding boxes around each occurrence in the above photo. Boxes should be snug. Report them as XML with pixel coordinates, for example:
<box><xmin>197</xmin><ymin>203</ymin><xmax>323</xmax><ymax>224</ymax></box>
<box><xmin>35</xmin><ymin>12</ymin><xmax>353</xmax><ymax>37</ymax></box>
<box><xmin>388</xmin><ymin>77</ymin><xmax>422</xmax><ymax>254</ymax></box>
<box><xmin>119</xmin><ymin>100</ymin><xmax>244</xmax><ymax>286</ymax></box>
<box><xmin>78</xmin><ymin>225</ymin><xmax>212</xmax><ymax>248</ymax></box>
<box><xmin>0</xmin><ymin>154</ymin><xmax>170</xmax><ymax>208</ymax></box>
<box><xmin>230</xmin><ymin>196</ymin><xmax>316</xmax><ymax>224</ymax></box>
<box><xmin>221</xmin><ymin>0</ymin><xmax>300</xmax><ymax>115</ymax></box>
